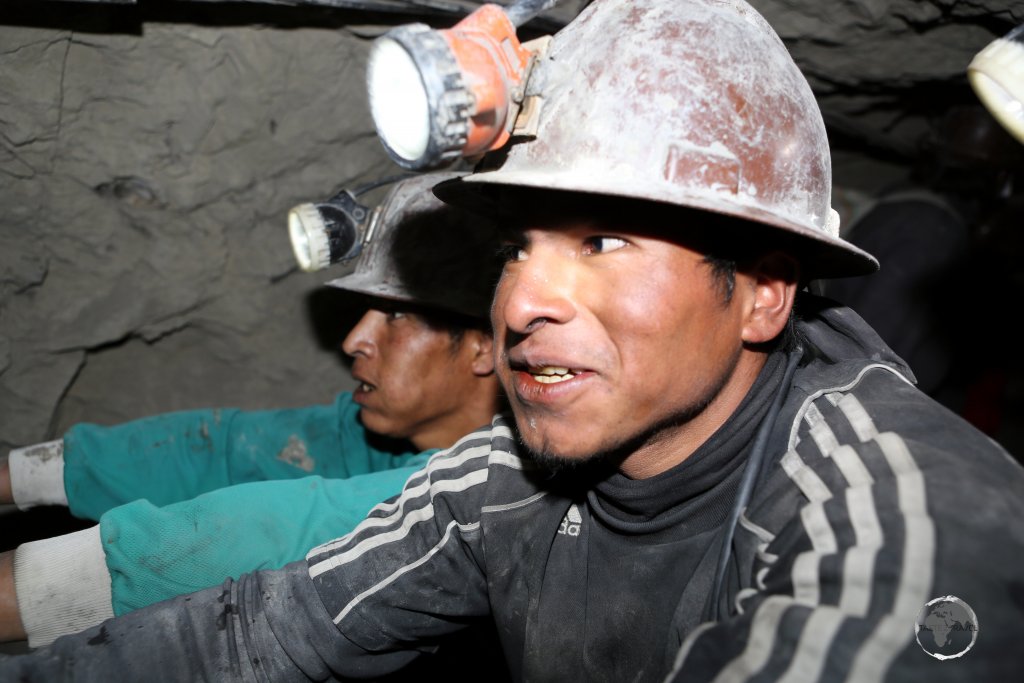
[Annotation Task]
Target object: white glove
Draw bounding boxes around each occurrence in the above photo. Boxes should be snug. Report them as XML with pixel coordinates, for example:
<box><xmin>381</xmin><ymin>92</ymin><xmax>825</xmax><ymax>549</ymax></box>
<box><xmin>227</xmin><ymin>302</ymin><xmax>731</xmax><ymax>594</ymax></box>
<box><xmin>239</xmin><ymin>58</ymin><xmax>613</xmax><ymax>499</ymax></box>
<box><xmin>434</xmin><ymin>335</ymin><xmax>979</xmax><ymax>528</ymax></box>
<box><xmin>8</xmin><ymin>440</ymin><xmax>68</xmax><ymax>509</ymax></box>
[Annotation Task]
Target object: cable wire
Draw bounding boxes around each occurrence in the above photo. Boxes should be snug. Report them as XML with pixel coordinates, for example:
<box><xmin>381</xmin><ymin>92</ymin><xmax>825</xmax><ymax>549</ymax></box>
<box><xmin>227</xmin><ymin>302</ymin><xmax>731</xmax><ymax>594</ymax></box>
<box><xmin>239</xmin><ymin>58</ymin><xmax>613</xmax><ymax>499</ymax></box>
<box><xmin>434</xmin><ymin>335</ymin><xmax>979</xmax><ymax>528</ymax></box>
<box><xmin>705</xmin><ymin>344</ymin><xmax>804</xmax><ymax>622</ymax></box>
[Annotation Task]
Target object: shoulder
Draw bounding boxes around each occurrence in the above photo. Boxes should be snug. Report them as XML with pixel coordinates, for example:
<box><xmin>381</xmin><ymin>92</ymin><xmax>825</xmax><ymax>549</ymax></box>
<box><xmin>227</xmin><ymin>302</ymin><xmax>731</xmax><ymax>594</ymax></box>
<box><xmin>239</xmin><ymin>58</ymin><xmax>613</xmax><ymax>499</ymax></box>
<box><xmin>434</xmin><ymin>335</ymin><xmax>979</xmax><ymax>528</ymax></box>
<box><xmin>675</xmin><ymin>362</ymin><xmax>1023</xmax><ymax>682</ymax></box>
<box><xmin>416</xmin><ymin>413</ymin><xmax>546</xmax><ymax>509</ymax></box>
<box><xmin>781</xmin><ymin>364</ymin><xmax>1021</xmax><ymax>502</ymax></box>
<box><xmin>307</xmin><ymin>414</ymin><xmax>541</xmax><ymax>562</ymax></box>
<box><xmin>302</xmin><ymin>415</ymin><xmax>548</xmax><ymax>635</ymax></box>
<box><xmin>727</xmin><ymin>363</ymin><xmax>1024</xmax><ymax>678</ymax></box>
<box><xmin>749</xmin><ymin>361</ymin><xmax>1023</xmax><ymax>611</ymax></box>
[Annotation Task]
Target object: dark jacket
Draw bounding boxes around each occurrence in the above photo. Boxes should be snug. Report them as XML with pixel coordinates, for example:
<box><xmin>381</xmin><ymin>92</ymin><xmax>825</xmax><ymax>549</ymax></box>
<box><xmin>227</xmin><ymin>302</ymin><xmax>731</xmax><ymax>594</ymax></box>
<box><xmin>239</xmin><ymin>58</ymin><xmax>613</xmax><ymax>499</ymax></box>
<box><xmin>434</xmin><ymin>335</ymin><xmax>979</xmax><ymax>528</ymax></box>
<box><xmin>3</xmin><ymin>297</ymin><xmax>1022</xmax><ymax>682</ymax></box>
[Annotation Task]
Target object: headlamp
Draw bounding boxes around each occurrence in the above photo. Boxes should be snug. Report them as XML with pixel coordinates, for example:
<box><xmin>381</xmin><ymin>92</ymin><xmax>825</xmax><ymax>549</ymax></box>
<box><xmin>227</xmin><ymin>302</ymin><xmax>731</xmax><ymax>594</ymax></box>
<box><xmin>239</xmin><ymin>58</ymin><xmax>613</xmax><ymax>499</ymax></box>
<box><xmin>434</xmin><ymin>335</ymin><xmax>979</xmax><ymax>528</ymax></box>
<box><xmin>288</xmin><ymin>190</ymin><xmax>372</xmax><ymax>272</ymax></box>
<box><xmin>366</xmin><ymin>3</ymin><xmax>542</xmax><ymax>170</ymax></box>
<box><xmin>969</xmin><ymin>24</ymin><xmax>1024</xmax><ymax>144</ymax></box>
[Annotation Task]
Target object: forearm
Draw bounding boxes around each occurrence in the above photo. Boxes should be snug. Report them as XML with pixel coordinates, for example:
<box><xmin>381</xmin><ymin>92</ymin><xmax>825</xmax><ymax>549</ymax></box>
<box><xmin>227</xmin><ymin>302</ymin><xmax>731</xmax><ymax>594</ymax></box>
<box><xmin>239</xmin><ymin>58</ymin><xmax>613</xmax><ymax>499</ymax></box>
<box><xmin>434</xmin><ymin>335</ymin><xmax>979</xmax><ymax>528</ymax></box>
<box><xmin>62</xmin><ymin>411</ymin><xmax>243</xmax><ymax>519</ymax></box>
<box><xmin>4</xmin><ymin>467</ymin><xmax>422</xmax><ymax>646</ymax></box>
<box><xmin>0</xmin><ymin>551</ymin><xmax>26</xmax><ymax>642</ymax></box>
<box><xmin>104</xmin><ymin>470</ymin><xmax>421</xmax><ymax>615</ymax></box>
<box><xmin>0</xmin><ymin>563</ymin><xmax>405</xmax><ymax>682</ymax></box>
<box><xmin>0</xmin><ymin>456</ymin><xmax>11</xmax><ymax>505</ymax></box>
<box><xmin>62</xmin><ymin>395</ymin><xmax>420</xmax><ymax>520</ymax></box>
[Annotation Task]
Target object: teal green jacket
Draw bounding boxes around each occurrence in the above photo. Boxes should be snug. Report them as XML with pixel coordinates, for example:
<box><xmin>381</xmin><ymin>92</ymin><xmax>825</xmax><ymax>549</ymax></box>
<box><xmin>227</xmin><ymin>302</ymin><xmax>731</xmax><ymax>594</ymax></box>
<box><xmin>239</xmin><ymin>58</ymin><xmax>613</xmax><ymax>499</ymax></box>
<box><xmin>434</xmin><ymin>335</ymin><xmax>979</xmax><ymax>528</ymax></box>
<box><xmin>63</xmin><ymin>393</ymin><xmax>431</xmax><ymax>615</ymax></box>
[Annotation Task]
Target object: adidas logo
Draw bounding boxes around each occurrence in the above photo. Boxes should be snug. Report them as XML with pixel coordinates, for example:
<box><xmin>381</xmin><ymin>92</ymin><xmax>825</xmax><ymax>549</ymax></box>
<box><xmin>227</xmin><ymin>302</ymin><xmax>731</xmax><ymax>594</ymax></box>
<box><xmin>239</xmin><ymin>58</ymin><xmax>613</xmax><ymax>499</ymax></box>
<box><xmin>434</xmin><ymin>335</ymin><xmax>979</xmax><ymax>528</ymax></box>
<box><xmin>557</xmin><ymin>504</ymin><xmax>583</xmax><ymax>537</ymax></box>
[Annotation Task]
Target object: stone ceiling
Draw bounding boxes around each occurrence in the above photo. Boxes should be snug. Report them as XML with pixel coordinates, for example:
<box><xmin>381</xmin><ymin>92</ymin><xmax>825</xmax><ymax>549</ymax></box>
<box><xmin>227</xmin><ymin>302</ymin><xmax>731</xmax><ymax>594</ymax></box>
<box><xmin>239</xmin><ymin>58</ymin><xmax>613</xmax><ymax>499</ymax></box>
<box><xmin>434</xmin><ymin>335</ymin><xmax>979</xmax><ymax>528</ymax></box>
<box><xmin>12</xmin><ymin>0</ymin><xmax>1024</xmax><ymax>161</ymax></box>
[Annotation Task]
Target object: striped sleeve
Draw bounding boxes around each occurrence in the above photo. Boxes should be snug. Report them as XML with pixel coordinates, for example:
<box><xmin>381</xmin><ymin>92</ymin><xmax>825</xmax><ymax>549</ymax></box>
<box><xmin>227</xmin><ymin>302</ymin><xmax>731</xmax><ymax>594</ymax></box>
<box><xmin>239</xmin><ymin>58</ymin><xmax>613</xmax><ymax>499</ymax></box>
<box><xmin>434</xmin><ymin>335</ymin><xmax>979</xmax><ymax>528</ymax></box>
<box><xmin>306</xmin><ymin>418</ymin><xmax>528</xmax><ymax>654</ymax></box>
<box><xmin>665</xmin><ymin>367</ymin><xmax>1024</xmax><ymax>683</ymax></box>
<box><xmin>0</xmin><ymin>422</ymin><xmax>526</xmax><ymax>683</ymax></box>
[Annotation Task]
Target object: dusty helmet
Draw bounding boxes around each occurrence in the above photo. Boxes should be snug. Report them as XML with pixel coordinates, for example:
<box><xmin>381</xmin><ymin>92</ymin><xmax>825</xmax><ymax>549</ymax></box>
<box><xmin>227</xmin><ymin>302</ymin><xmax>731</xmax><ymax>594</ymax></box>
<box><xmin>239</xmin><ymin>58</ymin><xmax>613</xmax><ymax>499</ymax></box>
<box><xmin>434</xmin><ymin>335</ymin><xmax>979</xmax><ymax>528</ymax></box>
<box><xmin>437</xmin><ymin>0</ymin><xmax>877</xmax><ymax>279</ymax></box>
<box><xmin>326</xmin><ymin>172</ymin><xmax>502</xmax><ymax>321</ymax></box>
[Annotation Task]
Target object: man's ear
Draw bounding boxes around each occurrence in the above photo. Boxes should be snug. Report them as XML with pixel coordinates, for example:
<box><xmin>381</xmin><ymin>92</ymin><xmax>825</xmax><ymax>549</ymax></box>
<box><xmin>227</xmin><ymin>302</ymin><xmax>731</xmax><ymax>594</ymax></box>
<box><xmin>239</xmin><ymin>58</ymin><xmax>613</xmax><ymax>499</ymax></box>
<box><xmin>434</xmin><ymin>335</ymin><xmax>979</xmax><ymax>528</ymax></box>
<box><xmin>740</xmin><ymin>251</ymin><xmax>799</xmax><ymax>345</ymax></box>
<box><xmin>466</xmin><ymin>331</ymin><xmax>495</xmax><ymax>376</ymax></box>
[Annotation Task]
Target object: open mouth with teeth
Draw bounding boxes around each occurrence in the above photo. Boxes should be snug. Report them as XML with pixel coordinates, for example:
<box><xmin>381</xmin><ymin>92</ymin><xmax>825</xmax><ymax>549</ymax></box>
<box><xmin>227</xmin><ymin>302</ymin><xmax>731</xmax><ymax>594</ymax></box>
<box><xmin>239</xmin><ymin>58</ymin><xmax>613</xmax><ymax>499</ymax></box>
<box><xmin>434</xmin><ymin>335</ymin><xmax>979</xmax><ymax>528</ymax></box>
<box><xmin>530</xmin><ymin>366</ymin><xmax>578</xmax><ymax>384</ymax></box>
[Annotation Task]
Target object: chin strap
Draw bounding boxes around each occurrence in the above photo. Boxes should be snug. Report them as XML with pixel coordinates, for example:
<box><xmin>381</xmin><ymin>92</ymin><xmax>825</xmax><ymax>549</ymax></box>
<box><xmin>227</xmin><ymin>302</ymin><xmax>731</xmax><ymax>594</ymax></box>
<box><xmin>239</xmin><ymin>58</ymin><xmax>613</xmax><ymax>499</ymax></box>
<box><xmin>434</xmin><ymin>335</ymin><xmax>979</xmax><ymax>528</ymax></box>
<box><xmin>705</xmin><ymin>344</ymin><xmax>804</xmax><ymax>623</ymax></box>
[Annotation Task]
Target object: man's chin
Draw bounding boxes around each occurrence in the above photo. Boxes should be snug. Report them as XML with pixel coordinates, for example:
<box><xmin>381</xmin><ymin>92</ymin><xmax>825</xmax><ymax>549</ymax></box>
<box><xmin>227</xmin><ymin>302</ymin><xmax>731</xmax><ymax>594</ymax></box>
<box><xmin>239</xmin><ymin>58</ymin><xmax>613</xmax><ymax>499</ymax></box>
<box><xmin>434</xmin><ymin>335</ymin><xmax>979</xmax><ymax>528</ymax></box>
<box><xmin>514</xmin><ymin>428</ymin><xmax>623</xmax><ymax>475</ymax></box>
<box><xmin>357</xmin><ymin>409</ymin><xmax>399</xmax><ymax>440</ymax></box>
<box><xmin>511</xmin><ymin>401</ymin><xmax>716</xmax><ymax>477</ymax></box>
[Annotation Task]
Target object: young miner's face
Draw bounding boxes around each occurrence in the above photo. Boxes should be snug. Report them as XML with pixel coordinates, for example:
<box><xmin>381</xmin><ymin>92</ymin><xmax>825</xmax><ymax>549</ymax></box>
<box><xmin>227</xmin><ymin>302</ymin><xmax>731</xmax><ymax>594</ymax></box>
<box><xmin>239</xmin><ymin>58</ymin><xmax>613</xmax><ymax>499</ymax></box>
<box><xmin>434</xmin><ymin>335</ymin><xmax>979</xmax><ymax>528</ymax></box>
<box><xmin>342</xmin><ymin>308</ymin><xmax>479</xmax><ymax>448</ymax></box>
<box><xmin>493</xmin><ymin>216</ymin><xmax>754</xmax><ymax>475</ymax></box>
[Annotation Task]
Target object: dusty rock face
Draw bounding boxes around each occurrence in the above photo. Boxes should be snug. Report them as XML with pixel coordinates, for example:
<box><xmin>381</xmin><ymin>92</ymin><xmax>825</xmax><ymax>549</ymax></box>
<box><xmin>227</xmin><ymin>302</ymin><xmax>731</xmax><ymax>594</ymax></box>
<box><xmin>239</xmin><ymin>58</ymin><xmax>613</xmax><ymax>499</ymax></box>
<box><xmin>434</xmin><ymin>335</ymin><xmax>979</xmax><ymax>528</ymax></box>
<box><xmin>1</xmin><ymin>18</ymin><xmax>395</xmax><ymax>451</ymax></box>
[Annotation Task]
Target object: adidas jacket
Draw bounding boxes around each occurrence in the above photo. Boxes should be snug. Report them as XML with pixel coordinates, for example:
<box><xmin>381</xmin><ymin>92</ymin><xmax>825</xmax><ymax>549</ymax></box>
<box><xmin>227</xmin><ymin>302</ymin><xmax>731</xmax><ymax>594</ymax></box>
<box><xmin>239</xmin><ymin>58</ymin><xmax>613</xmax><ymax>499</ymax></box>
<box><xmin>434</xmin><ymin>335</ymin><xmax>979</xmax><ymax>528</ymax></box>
<box><xmin>3</xmin><ymin>298</ymin><xmax>1022</xmax><ymax>682</ymax></box>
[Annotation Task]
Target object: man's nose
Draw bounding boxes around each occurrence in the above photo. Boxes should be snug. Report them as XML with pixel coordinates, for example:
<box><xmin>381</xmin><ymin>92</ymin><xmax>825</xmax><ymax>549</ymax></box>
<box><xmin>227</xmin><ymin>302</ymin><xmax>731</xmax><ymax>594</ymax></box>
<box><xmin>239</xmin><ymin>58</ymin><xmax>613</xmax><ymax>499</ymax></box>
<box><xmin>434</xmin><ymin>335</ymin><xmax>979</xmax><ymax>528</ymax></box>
<box><xmin>341</xmin><ymin>310</ymin><xmax>384</xmax><ymax>358</ymax></box>
<box><xmin>497</xmin><ymin>249</ymin><xmax>577</xmax><ymax>336</ymax></box>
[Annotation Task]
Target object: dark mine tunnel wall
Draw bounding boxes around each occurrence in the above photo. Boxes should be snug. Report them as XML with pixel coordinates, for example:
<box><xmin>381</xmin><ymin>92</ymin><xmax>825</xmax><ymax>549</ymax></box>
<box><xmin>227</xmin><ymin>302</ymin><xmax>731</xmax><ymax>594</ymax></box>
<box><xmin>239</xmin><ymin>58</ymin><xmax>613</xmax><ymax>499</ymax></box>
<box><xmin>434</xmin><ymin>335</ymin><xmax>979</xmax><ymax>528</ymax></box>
<box><xmin>0</xmin><ymin>18</ymin><xmax>399</xmax><ymax>452</ymax></box>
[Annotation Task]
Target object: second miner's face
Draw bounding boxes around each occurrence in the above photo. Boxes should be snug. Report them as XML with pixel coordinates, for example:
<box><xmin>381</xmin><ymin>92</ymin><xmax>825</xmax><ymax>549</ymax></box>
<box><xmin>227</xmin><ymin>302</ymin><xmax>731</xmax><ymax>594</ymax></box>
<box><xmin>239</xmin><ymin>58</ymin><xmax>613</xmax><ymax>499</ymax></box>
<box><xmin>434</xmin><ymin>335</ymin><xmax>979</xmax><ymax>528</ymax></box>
<box><xmin>342</xmin><ymin>307</ymin><xmax>479</xmax><ymax>450</ymax></box>
<box><xmin>492</xmin><ymin>214</ymin><xmax>752</xmax><ymax>476</ymax></box>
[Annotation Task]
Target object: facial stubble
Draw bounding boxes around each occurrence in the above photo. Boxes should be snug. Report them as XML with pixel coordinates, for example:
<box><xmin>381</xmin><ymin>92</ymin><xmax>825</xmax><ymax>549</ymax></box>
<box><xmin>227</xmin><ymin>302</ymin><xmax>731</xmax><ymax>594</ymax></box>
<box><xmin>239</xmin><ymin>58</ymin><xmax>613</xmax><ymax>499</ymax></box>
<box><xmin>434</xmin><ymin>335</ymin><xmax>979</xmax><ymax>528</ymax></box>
<box><xmin>510</xmin><ymin>342</ymin><xmax>745</xmax><ymax>476</ymax></box>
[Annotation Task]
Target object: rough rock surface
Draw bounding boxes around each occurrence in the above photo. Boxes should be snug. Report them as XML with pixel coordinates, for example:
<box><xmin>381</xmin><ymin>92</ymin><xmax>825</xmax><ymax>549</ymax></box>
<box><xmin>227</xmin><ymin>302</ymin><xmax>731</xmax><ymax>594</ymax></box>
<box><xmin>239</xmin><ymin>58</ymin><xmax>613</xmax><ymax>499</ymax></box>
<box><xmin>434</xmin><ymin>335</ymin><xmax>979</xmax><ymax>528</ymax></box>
<box><xmin>1</xmin><ymin>18</ymin><xmax>395</xmax><ymax>451</ymax></box>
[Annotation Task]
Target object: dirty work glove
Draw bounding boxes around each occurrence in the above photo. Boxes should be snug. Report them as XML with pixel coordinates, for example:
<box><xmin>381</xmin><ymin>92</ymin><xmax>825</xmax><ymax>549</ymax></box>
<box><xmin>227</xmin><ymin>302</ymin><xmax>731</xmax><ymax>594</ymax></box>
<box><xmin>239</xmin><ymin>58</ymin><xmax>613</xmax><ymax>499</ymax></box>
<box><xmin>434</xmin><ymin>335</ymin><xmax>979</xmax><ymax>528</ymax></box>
<box><xmin>8</xmin><ymin>440</ymin><xmax>68</xmax><ymax>509</ymax></box>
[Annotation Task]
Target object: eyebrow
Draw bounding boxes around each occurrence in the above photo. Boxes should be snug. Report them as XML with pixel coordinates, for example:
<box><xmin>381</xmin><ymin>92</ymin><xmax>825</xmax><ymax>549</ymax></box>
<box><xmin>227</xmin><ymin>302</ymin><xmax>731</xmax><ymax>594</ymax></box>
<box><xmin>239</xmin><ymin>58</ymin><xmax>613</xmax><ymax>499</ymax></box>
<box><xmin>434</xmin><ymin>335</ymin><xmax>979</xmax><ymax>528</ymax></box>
<box><xmin>497</xmin><ymin>222</ymin><xmax>529</xmax><ymax>243</ymax></box>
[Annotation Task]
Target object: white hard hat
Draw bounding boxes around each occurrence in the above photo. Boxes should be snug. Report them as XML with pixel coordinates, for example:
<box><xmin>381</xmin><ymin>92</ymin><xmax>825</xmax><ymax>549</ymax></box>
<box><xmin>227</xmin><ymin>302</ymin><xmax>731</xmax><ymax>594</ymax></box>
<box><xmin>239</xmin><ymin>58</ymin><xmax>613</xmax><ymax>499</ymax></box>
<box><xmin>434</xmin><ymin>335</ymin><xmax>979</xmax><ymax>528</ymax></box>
<box><xmin>438</xmin><ymin>0</ymin><xmax>878</xmax><ymax>279</ymax></box>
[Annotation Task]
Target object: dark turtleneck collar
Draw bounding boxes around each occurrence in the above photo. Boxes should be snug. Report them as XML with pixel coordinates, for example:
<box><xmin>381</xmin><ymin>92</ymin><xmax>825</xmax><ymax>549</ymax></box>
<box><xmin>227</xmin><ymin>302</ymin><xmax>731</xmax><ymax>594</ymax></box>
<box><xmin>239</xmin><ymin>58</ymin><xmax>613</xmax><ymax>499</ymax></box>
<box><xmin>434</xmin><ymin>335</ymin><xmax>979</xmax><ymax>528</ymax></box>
<box><xmin>587</xmin><ymin>349</ymin><xmax>787</xmax><ymax>535</ymax></box>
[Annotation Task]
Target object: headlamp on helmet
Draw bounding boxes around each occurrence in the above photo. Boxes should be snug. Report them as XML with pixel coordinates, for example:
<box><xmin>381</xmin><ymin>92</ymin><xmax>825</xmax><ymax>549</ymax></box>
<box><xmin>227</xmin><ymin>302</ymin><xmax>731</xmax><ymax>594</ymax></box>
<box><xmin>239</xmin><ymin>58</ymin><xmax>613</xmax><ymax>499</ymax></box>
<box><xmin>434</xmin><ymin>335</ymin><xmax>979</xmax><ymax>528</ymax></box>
<box><xmin>288</xmin><ymin>189</ymin><xmax>373</xmax><ymax>273</ymax></box>
<box><xmin>366</xmin><ymin>1</ymin><xmax>555</xmax><ymax>170</ymax></box>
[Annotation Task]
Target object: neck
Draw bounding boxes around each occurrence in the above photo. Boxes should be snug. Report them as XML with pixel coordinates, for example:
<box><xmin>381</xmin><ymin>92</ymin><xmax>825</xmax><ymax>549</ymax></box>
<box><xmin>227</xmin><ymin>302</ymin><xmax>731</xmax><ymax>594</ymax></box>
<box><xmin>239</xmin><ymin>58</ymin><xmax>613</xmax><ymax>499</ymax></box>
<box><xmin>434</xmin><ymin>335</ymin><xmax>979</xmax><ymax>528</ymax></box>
<box><xmin>618</xmin><ymin>348</ymin><xmax>768</xmax><ymax>479</ymax></box>
<box><xmin>410</xmin><ymin>377</ymin><xmax>502</xmax><ymax>451</ymax></box>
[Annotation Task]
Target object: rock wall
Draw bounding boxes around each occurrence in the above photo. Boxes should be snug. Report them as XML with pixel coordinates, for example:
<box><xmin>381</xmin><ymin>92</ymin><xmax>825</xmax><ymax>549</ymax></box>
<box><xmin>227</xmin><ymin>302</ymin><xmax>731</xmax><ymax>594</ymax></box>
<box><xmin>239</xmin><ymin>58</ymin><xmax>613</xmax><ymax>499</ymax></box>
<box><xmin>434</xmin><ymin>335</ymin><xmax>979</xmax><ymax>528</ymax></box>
<box><xmin>1</xmin><ymin>14</ymin><xmax>397</xmax><ymax>451</ymax></box>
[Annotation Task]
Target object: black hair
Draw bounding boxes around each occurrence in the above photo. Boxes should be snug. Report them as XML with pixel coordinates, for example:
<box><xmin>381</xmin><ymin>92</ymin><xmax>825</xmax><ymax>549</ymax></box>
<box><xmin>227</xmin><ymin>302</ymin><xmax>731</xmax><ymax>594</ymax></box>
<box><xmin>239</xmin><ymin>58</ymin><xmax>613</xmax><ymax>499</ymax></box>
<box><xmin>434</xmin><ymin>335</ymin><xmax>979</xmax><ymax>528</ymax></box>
<box><xmin>419</xmin><ymin>307</ymin><xmax>491</xmax><ymax>349</ymax></box>
<box><xmin>352</xmin><ymin>294</ymin><xmax>490</xmax><ymax>351</ymax></box>
<box><xmin>700</xmin><ymin>241</ymin><xmax>800</xmax><ymax>354</ymax></box>
<box><xmin>702</xmin><ymin>255</ymin><xmax>737</xmax><ymax>304</ymax></box>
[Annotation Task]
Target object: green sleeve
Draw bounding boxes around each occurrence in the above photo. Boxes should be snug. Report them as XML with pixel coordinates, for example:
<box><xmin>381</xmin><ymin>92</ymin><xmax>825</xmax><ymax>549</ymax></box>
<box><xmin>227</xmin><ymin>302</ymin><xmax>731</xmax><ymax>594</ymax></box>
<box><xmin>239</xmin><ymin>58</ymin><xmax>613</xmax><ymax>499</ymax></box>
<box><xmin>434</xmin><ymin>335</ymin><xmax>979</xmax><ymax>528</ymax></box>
<box><xmin>99</xmin><ymin>464</ymin><xmax>431</xmax><ymax>615</ymax></box>
<box><xmin>64</xmin><ymin>393</ymin><xmax>423</xmax><ymax>520</ymax></box>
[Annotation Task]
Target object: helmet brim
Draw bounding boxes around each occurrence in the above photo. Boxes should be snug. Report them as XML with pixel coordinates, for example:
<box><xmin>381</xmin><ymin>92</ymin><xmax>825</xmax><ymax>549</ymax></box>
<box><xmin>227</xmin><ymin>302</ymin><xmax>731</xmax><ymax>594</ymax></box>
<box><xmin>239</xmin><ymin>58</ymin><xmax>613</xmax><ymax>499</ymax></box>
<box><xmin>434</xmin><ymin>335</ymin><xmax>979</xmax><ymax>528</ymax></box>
<box><xmin>435</xmin><ymin>172</ymin><xmax>879</xmax><ymax>281</ymax></box>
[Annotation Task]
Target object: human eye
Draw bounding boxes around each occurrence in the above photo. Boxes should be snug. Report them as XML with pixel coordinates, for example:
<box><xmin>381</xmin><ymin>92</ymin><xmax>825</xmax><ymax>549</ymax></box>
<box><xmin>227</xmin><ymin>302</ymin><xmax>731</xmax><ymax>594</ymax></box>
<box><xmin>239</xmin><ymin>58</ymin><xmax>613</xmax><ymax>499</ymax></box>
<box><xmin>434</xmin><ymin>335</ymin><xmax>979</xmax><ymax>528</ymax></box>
<box><xmin>497</xmin><ymin>242</ymin><xmax>528</xmax><ymax>263</ymax></box>
<box><xmin>386</xmin><ymin>310</ymin><xmax>406</xmax><ymax>321</ymax></box>
<box><xmin>581</xmin><ymin>236</ymin><xmax>628</xmax><ymax>255</ymax></box>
